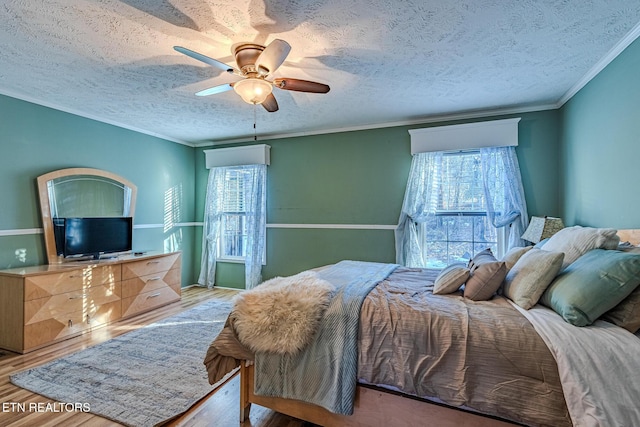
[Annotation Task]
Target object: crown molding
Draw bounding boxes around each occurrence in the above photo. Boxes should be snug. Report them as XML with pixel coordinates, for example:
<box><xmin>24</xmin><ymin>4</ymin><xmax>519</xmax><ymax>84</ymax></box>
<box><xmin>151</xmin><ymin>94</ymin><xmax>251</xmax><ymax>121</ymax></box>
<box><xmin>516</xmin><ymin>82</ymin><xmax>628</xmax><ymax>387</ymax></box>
<box><xmin>0</xmin><ymin>89</ymin><xmax>193</xmax><ymax>147</ymax></box>
<box><xmin>194</xmin><ymin>102</ymin><xmax>558</xmax><ymax>147</ymax></box>
<box><xmin>557</xmin><ymin>21</ymin><xmax>640</xmax><ymax>108</ymax></box>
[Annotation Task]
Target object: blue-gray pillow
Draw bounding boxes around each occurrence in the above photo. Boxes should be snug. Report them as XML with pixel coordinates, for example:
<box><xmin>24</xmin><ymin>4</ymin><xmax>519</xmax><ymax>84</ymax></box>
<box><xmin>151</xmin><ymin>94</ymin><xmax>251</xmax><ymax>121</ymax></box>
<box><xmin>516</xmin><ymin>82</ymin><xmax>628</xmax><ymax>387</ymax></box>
<box><xmin>540</xmin><ymin>249</ymin><xmax>640</xmax><ymax>326</ymax></box>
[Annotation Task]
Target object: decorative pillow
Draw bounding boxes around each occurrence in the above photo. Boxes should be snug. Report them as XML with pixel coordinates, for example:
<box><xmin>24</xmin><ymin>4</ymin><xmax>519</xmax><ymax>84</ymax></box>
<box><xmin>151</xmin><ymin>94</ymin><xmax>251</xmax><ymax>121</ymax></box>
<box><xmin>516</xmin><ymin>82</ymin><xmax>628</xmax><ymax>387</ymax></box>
<box><xmin>601</xmin><ymin>286</ymin><xmax>640</xmax><ymax>333</ymax></box>
<box><xmin>501</xmin><ymin>246</ymin><xmax>533</xmax><ymax>271</ymax></box>
<box><xmin>611</xmin><ymin>243</ymin><xmax>640</xmax><ymax>331</ymax></box>
<box><xmin>433</xmin><ymin>263</ymin><xmax>469</xmax><ymax>295</ymax></box>
<box><xmin>540</xmin><ymin>249</ymin><xmax>640</xmax><ymax>327</ymax></box>
<box><xmin>541</xmin><ymin>226</ymin><xmax>620</xmax><ymax>269</ymax></box>
<box><xmin>464</xmin><ymin>249</ymin><xmax>507</xmax><ymax>301</ymax></box>
<box><xmin>502</xmin><ymin>248</ymin><xmax>564</xmax><ymax>309</ymax></box>
<box><xmin>534</xmin><ymin>237</ymin><xmax>550</xmax><ymax>249</ymax></box>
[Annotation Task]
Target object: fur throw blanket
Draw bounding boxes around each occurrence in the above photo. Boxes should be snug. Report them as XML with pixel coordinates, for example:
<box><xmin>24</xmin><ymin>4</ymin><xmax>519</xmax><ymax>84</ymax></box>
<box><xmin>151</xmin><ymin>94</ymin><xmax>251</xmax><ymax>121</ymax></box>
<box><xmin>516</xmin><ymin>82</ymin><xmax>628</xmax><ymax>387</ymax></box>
<box><xmin>230</xmin><ymin>271</ymin><xmax>335</xmax><ymax>355</ymax></box>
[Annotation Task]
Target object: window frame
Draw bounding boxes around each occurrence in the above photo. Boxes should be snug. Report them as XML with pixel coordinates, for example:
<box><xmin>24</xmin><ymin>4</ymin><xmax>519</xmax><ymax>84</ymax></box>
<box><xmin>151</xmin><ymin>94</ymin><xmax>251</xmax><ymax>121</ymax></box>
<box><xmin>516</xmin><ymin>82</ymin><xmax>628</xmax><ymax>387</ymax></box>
<box><xmin>217</xmin><ymin>167</ymin><xmax>250</xmax><ymax>263</ymax></box>
<box><xmin>417</xmin><ymin>150</ymin><xmax>507</xmax><ymax>267</ymax></box>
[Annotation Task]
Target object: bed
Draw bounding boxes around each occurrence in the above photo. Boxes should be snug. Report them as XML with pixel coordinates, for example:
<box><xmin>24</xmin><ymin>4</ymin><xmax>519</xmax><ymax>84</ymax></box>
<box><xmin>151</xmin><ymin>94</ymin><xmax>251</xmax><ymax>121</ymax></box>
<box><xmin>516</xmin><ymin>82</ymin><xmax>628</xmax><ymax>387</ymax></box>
<box><xmin>203</xmin><ymin>228</ymin><xmax>640</xmax><ymax>427</ymax></box>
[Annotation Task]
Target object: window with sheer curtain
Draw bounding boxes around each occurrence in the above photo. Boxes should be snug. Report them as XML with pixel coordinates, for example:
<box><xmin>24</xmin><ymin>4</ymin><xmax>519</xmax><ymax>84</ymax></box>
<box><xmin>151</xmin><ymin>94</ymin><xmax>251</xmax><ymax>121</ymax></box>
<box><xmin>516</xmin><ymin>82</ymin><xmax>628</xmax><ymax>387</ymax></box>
<box><xmin>417</xmin><ymin>150</ymin><xmax>501</xmax><ymax>268</ymax></box>
<box><xmin>395</xmin><ymin>145</ymin><xmax>528</xmax><ymax>268</ymax></box>
<box><xmin>199</xmin><ymin>164</ymin><xmax>267</xmax><ymax>289</ymax></box>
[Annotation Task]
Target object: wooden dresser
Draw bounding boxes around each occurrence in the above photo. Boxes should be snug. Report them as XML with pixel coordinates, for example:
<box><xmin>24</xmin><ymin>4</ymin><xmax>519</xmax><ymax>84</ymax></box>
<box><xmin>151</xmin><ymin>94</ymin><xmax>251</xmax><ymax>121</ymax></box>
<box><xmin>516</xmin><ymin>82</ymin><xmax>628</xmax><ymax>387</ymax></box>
<box><xmin>0</xmin><ymin>252</ymin><xmax>181</xmax><ymax>354</ymax></box>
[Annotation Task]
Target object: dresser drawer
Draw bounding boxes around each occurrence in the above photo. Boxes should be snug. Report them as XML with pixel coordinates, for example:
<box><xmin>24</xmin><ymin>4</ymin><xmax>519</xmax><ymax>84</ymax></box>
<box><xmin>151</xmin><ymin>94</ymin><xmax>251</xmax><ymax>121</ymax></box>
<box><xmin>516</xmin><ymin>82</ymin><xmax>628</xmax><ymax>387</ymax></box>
<box><xmin>24</xmin><ymin>264</ymin><xmax>121</xmax><ymax>301</ymax></box>
<box><xmin>121</xmin><ymin>268</ymin><xmax>180</xmax><ymax>299</ymax></box>
<box><xmin>121</xmin><ymin>284</ymin><xmax>180</xmax><ymax>318</ymax></box>
<box><xmin>23</xmin><ymin>300</ymin><xmax>121</xmax><ymax>351</ymax></box>
<box><xmin>24</xmin><ymin>282</ymin><xmax>122</xmax><ymax>325</ymax></box>
<box><xmin>122</xmin><ymin>253</ymin><xmax>181</xmax><ymax>280</ymax></box>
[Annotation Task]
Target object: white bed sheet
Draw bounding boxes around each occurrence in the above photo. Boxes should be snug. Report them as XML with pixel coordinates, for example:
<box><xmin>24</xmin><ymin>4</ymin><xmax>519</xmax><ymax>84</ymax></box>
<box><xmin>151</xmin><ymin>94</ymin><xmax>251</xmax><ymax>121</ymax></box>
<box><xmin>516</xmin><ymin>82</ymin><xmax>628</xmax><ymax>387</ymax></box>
<box><xmin>512</xmin><ymin>302</ymin><xmax>640</xmax><ymax>427</ymax></box>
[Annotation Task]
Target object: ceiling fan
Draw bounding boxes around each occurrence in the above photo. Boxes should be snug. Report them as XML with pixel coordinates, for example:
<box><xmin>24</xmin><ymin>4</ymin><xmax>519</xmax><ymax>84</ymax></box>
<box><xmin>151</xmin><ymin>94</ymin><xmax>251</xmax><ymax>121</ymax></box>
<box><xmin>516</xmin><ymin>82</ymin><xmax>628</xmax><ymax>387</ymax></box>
<box><xmin>174</xmin><ymin>39</ymin><xmax>330</xmax><ymax>112</ymax></box>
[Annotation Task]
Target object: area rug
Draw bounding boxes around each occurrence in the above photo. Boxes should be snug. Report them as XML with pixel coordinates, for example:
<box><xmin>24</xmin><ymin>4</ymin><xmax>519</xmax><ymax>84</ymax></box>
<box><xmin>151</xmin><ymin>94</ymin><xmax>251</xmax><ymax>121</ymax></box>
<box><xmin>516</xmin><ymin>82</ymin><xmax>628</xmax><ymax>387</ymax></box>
<box><xmin>11</xmin><ymin>299</ymin><xmax>234</xmax><ymax>427</ymax></box>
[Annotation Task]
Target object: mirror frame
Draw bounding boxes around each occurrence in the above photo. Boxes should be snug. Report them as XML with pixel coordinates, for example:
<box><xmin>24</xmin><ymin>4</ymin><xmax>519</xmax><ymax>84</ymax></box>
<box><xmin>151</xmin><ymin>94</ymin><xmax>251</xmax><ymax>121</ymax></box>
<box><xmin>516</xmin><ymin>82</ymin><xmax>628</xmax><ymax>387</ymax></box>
<box><xmin>37</xmin><ymin>168</ymin><xmax>137</xmax><ymax>264</ymax></box>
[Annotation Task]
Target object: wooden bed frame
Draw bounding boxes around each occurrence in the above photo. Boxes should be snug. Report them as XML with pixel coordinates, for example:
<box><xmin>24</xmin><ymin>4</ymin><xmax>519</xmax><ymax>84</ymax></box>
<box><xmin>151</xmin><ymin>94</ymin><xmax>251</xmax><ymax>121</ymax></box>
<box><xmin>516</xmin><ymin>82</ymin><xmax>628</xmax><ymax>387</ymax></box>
<box><xmin>238</xmin><ymin>229</ymin><xmax>640</xmax><ymax>427</ymax></box>
<box><xmin>239</xmin><ymin>363</ymin><xmax>517</xmax><ymax>426</ymax></box>
<box><xmin>618</xmin><ymin>229</ymin><xmax>640</xmax><ymax>246</ymax></box>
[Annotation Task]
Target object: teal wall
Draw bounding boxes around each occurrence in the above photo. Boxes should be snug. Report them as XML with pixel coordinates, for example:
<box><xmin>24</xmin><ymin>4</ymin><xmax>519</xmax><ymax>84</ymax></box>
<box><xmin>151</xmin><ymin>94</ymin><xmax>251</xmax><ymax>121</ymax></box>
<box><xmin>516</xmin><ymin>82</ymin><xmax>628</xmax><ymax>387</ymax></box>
<box><xmin>0</xmin><ymin>95</ymin><xmax>197</xmax><ymax>286</ymax></box>
<box><xmin>197</xmin><ymin>110</ymin><xmax>562</xmax><ymax>288</ymax></box>
<box><xmin>0</xmin><ymin>80</ymin><xmax>569</xmax><ymax>291</ymax></box>
<box><xmin>560</xmin><ymin>37</ymin><xmax>640</xmax><ymax>228</ymax></box>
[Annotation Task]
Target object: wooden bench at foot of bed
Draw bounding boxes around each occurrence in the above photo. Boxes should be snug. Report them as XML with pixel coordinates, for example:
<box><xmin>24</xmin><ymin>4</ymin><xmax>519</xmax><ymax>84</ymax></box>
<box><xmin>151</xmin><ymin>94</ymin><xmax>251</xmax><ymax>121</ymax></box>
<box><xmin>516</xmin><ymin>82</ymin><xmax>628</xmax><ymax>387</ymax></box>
<box><xmin>239</xmin><ymin>362</ymin><xmax>517</xmax><ymax>427</ymax></box>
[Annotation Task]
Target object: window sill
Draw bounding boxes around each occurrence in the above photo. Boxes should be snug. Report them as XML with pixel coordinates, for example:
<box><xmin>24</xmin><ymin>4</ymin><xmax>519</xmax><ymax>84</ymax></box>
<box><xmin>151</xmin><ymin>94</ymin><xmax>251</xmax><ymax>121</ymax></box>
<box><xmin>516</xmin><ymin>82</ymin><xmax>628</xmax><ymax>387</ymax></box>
<box><xmin>217</xmin><ymin>257</ymin><xmax>245</xmax><ymax>264</ymax></box>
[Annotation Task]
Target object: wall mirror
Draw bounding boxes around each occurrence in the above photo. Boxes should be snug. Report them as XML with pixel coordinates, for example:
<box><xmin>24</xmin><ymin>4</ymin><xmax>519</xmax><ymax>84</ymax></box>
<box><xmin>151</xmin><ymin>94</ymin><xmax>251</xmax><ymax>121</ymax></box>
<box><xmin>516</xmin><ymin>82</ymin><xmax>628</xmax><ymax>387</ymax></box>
<box><xmin>37</xmin><ymin>168</ymin><xmax>137</xmax><ymax>264</ymax></box>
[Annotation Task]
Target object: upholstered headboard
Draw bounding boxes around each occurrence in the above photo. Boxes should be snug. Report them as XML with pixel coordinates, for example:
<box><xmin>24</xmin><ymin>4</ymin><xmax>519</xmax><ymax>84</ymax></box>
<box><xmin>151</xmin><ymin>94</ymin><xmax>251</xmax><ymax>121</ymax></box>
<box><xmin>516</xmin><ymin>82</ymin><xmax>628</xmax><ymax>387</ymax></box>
<box><xmin>618</xmin><ymin>229</ymin><xmax>640</xmax><ymax>246</ymax></box>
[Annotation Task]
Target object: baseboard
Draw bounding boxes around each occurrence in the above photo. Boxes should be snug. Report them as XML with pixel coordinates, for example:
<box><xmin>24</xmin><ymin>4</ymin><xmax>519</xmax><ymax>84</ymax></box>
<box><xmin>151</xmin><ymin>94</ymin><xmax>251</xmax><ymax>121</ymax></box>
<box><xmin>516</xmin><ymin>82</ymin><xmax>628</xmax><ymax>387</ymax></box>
<box><xmin>182</xmin><ymin>283</ymin><xmax>243</xmax><ymax>291</ymax></box>
<box><xmin>213</xmin><ymin>285</ymin><xmax>244</xmax><ymax>291</ymax></box>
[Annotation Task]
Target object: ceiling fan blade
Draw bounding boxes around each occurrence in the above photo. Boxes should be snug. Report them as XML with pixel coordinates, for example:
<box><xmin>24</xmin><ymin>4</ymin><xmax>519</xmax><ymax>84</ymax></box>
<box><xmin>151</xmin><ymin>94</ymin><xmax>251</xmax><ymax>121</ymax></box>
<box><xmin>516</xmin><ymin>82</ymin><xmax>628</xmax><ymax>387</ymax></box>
<box><xmin>174</xmin><ymin>46</ymin><xmax>239</xmax><ymax>74</ymax></box>
<box><xmin>255</xmin><ymin>39</ymin><xmax>291</xmax><ymax>76</ymax></box>
<box><xmin>261</xmin><ymin>93</ymin><xmax>279</xmax><ymax>112</ymax></box>
<box><xmin>273</xmin><ymin>78</ymin><xmax>330</xmax><ymax>93</ymax></box>
<box><xmin>195</xmin><ymin>83</ymin><xmax>234</xmax><ymax>97</ymax></box>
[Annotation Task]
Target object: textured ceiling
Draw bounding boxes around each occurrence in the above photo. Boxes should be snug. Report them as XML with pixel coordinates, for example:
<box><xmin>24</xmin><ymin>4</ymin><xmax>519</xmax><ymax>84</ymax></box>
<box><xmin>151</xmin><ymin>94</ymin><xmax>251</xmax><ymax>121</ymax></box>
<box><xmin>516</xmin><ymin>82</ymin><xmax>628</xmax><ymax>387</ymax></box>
<box><xmin>1</xmin><ymin>0</ymin><xmax>639</xmax><ymax>145</ymax></box>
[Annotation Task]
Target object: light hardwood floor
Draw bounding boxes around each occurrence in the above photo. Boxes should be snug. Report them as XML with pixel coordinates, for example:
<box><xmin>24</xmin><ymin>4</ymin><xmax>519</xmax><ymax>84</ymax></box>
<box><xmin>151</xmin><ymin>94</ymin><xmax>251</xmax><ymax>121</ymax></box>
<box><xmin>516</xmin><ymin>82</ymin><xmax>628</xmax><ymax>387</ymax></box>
<box><xmin>0</xmin><ymin>286</ymin><xmax>317</xmax><ymax>427</ymax></box>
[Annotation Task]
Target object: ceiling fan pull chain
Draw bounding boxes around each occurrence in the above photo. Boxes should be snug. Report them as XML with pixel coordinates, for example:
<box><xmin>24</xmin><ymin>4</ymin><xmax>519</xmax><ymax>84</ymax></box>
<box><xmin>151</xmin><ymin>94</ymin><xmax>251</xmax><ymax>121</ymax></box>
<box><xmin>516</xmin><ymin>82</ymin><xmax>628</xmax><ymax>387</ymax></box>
<box><xmin>254</xmin><ymin>104</ymin><xmax>257</xmax><ymax>141</ymax></box>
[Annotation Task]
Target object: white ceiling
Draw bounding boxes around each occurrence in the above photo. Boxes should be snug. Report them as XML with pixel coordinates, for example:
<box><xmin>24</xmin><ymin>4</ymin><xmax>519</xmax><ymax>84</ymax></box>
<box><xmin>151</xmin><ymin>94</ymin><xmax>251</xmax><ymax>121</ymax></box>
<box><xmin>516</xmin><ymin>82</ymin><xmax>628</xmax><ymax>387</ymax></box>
<box><xmin>1</xmin><ymin>0</ymin><xmax>639</xmax><ymax>146</ymax></box>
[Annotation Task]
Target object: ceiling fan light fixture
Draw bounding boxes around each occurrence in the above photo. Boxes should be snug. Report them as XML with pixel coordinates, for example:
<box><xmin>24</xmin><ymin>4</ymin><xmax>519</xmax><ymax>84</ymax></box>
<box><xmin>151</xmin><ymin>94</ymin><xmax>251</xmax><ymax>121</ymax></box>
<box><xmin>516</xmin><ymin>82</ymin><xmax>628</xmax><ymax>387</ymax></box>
<box><xmin>176</xmin><ymin>40</ymin><xmax>329</xmax><ymax>112</ymax></box>
<box><xmin>233</xmin><ymin>78</ymin><xmax>273</xmax><ymax>105</ymax></box>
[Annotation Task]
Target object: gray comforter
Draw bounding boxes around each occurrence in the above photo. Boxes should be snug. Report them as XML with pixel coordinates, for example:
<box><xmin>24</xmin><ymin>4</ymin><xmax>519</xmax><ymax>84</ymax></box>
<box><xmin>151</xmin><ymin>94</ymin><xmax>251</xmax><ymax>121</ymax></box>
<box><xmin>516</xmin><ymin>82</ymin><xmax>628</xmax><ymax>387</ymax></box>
<box><xmin>204</xmin><ymin>266</ymin><xmax>571</xmax><ymax>427</ymax></box>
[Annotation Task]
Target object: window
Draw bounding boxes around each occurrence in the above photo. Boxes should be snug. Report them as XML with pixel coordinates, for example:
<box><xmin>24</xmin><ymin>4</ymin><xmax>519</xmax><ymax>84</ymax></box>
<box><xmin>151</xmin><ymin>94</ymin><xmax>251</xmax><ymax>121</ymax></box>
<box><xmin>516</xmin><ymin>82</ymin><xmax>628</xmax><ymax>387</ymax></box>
<box><xmin>200</xmin><ymin>145</ymin><xmax>269</xmax><ymax>289</ymax></box>
<box><xmin>418</xmin><ymin>151</ymin><xmax>503</xmax><ymax>268</ymax></box>
<box><xmin>397</xmin><ymin>120</ymin><xmax>528</xmax><ymax>269</ymax></box>
<box><xmin>220</xmin><ymin>167</ymin><xmax>250</xmax><ymax>260</ymax></box>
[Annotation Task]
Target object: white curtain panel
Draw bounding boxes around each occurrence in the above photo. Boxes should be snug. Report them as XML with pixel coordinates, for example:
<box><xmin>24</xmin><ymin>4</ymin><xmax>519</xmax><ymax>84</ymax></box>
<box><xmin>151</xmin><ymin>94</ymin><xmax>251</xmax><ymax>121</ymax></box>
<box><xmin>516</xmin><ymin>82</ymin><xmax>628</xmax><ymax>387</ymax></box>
<box><xmin>198</xmin><ymin>167</ymin><xmax>226</xmax><ymax>288</ymax></box>
<box><xmin>480</xmin><ymin>146</ymin><xmax>529</xmax><ymax>249</ymax></box>
<box><xmin>243</xmin><ymin>164</ymin><xmax>267</xmax><ymax>289</ymax></box>
<box><xmin>394</xmin><ymin>151</ymin><xmax>443</xmax><ymax>267</ymax></box>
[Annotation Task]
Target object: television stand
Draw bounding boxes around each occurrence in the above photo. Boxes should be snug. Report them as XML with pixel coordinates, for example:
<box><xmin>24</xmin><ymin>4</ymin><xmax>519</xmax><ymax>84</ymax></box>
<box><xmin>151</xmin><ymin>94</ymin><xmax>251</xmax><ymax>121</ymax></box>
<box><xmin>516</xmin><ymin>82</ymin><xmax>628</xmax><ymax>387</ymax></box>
<box><xmin>0</xmin><ymin>252</ymin><xmax>181</xmax><ymax>354</ymax></box>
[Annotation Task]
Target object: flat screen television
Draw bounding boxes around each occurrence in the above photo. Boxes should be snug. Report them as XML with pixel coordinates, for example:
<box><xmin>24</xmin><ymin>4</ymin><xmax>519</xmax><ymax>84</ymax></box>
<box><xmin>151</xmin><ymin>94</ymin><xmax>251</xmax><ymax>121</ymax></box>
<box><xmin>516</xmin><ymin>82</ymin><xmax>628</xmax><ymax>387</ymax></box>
<box><xmin>53</xmin><ymin>217</ymin><xmax>133</xmax><ymax>259</ymax></box>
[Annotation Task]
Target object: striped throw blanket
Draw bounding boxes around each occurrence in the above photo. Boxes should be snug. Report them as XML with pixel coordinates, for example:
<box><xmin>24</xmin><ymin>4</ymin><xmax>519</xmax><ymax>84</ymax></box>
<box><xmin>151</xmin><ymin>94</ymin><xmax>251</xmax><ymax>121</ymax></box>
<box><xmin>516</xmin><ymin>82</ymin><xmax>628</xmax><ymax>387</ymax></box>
<box><xmin>253</xmin><ymin>260</ymin><xmax>398</xmax><ymax>415</ymax></box>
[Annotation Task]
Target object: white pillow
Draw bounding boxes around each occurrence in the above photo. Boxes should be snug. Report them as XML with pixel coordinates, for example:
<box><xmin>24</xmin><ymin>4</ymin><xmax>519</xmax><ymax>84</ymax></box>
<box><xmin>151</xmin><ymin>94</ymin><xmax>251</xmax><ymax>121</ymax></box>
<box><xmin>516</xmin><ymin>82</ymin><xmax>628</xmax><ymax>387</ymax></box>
<box><xmin>433</xmin><ymin>263</ymin><xmax>469</xmax><ymax>295</ymax></box>
<box><xmin>541</xmin><ymin>226</ymin><xmax>620</xmax><ymax>269</ymax></box>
